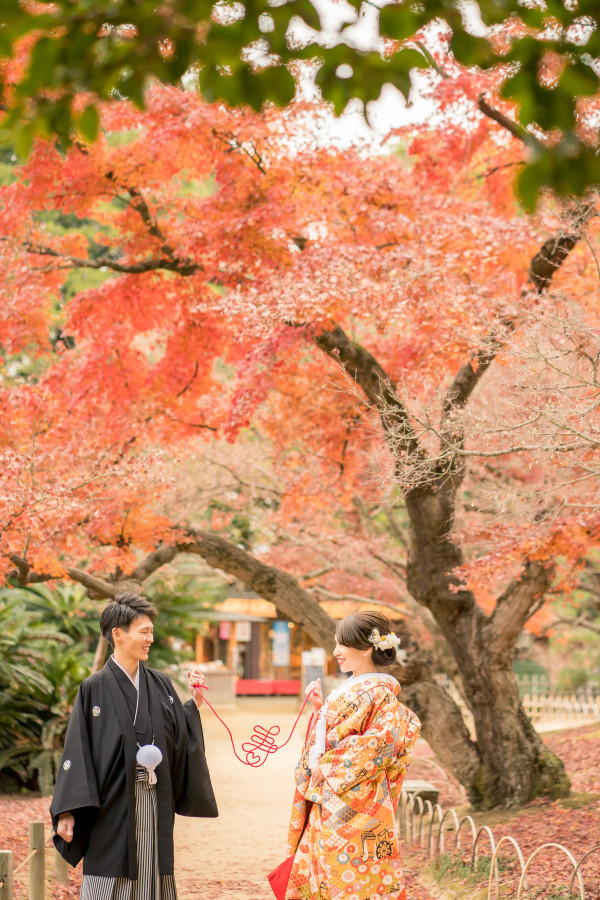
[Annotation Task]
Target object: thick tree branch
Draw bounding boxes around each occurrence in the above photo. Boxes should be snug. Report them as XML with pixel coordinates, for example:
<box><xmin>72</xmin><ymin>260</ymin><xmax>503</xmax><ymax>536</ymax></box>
<box><xmin>63</xmin><ymin>567</ymin><xmax>124</xmax><ymax>599</ymax></box>
<box><xmin>148</xmin><ymin>529</ymin><xmax>338</xmax><ymax>647</ymax></box>
<box><xmin>9</xmin><ymin>554</ymin><xmax>123</xmax><ymax>598</ymax></box>
<box><xmin>487</xmin><ymin>560</ymin><xmax>554</xmax><ymax>658</ymax></box>
<box><xmin>8</xmin><ymin>554</ymin><xmax>36</xmax><ymax>586</ymax></box>
<box><xmin>314</xmin><ymin>323</ymin><xmax>425</xmax><ymax>460</ymax></box>
<box><xmin>395</xmin><ymin>653</ymin><xmax>481</xmax><ymax>790</ymax></box>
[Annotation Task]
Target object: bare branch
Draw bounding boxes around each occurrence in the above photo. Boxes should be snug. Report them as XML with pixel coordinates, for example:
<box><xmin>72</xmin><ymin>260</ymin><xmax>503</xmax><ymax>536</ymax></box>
<box><xmin>212</xmin><ymin>129</ymin><xmax>268</xmax><ymax>175</ymax></box>
<box><xmin>439</xmin><ymin>204</ymin><xmax>597</xmax><ymax>487</ymax></box>
<box><xmin>310</xmin><ymin>585</ymin><xmax>406</xmax><ymax>614</ymax></box>
<box><xmin>372</xmin><ymin>552</ymin><xmax>407</xmax><ymax>578</ymax></box>
<box><xmin>478</xmin><ymin>95</ymin><xmax>540</xmax><ymax>148</ymax></box>
<box><xmin>548</xmin><ymin>613</ymin><xmax>600</xmax><ymax>635</ymax></box>
<box><xmin>23</xmin><ymin>243</ymin><xmax>200</xmax><ymax>276</ymax></box>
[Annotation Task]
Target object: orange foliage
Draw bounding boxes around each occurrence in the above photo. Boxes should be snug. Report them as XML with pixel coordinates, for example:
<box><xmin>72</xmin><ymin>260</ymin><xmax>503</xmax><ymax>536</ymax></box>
<box><xmin>1</xmin><ymin>74</ymin><xmax>600</xmax><ymax>629</ymax></box>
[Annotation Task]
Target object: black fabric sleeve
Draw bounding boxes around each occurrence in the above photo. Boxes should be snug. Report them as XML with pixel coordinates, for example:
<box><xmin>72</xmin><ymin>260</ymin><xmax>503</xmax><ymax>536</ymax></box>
<box><xmin>170</xmin><ymin>686</ymin><xmax>218</xmax><ymax>818</ymax></box>
<box><xmin>49</xmin><ymin>684</ymin><xmax>101</xmax><ymax>866</ymax></box>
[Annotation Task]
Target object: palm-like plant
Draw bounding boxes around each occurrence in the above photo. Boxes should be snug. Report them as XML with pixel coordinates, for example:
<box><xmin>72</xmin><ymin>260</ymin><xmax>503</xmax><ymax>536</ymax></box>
<box><xmin>5</xmin><ymin>582</ymin><xmax>98</xmax><ymax>642</ymax></box>
<box><xmin>0</xmin><ymin>588</ymin><xmax>94</xmax><ymax>792</ymax></box>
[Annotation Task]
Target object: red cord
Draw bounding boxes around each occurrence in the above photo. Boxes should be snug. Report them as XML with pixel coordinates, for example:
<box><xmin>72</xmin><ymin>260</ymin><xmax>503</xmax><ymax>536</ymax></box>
<box><xmin>193</xmin><ymin>683</ymin><xmax>315</xmax><ymax>767</ymax></box>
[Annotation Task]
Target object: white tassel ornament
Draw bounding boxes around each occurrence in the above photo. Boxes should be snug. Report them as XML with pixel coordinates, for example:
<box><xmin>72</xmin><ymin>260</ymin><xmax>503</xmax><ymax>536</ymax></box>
<box><xmin>136</xmin><ymin>744</ymin><xmax>163</xmax><ymax>785</ymax></box>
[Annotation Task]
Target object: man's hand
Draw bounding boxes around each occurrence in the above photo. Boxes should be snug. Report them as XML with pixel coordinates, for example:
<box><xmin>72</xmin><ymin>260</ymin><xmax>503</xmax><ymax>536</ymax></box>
<box><xmin>305</xmin><ymin>678</ymin><xmax>323</xmax><ymax>713</ymax></box>
<box><xmin>310</xmin><ymin>762</ymin><xmax>324</xmax><ymax>789</ymax></box>
<box><xmin>188</xmin><ymin>668</ymin><xmax>206</xmax><ymax>710</ymax></box>
<box><xmin>57</xmin><ymin>813</ymin><xmax>75</xmax><ymax>843</ymax></box>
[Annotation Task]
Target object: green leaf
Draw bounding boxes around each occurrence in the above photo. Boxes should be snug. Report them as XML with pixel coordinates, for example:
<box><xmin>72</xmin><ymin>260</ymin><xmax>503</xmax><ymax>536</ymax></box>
<box><xmin>14</xmin><ymin>122</ymin><xmax>34</xmax><ymax>159</ymax></box>
<box><xmin>77</xmin><ymin>104</ymin><xmax>100</xmax><ymax>141</ymax></box>
<box><xmin>504</xmin><ymin>36</ymin><xmax>545</xmax><ymax>66</ymax></box>
<box><xmin>450</xmin><ymin>30</ymin><xmax>493</xmax><ymax>68</ymax></box>
<box><xmin>24</xmin><ymin>36</ymin><xmax>61</xmax><ymax>89</ymax></box>
<box><xmin>544</xmin><ymin>0</ymin><xmax>575</xmax><ymax>26</ymax></box>
<box><xmin>0</xmin><ymin>29</ymin><xmax>14</xmax><ymax>56</ymax></box>
<box><xmin>477</xmin><ymin>0</ymin><xmax>517</xmax><ymax>27</ymax></box>
<box><xmin>378</xmin><ymin>6</ymin><xmax>422</xmax><ymax>42</ymax></box>
<box><xmin>284</xmin><ymin>0</ymin><xmax>321</xmax><ymax>33</ymax></box>
<box><xmin>559</xmin><ymin>59</ymin><xmax>599</xmax><ymax>98</ymax></box>
<box><xmin>517</xmin><ymin>7</ymin><xmax>544</xmax><ymax>29</ymax></box>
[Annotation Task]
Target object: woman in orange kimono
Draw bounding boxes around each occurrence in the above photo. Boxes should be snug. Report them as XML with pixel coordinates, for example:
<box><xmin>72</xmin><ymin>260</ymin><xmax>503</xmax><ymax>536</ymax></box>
<box><xmin>285</xmin><ymin>612</ymin><xmax>421</xmax><ymax>900</ymax></box>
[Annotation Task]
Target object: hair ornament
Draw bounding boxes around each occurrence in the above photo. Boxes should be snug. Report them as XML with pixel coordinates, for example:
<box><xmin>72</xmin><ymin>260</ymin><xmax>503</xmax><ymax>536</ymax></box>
<box><xmin>368</xmin><ymin>628</ymin><xmax>401</xmax><ymax>651</ymax></box>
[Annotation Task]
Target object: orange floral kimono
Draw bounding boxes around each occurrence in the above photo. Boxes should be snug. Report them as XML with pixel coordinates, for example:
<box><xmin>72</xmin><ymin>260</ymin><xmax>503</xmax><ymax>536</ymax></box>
<box><xmin>285</xmin><ymin>673</ymin><xmax>420</xmax><ymax>900</ymax></box>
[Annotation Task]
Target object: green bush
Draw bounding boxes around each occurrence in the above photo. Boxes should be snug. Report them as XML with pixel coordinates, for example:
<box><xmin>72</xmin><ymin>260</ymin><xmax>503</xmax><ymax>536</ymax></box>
<box><xmin>0</xmin><ymin>590</ymin><xmax>91</xmax><ymax>793</ymax></box>
<box><xmin>557</xmin><ymin>666</ymin><xmax>589</xmax><ymax>692</ymax></box>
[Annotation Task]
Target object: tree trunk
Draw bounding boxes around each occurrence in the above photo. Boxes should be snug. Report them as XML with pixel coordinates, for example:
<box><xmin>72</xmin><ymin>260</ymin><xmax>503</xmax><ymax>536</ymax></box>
<box><xmin>393</xmin><ymin>658</ymin><xmax>481</xmax><ymax>792</ymax></box>
<box><xmin>91</xmin><ymin>634</ymin><xmax>109</xmax><ymax>674</ymax></box>
<box><xmin>405</xmin><ymin>488</ymin><xmax>570</xmax><ymax>808</ymax></box>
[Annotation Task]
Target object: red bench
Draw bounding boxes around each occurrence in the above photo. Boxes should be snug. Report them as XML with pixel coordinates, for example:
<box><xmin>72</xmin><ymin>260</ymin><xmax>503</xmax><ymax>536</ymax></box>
<box><xmin>236</xmin><ymin>678</ymin><xmax>301</xmax><ymax>696</ymax></box>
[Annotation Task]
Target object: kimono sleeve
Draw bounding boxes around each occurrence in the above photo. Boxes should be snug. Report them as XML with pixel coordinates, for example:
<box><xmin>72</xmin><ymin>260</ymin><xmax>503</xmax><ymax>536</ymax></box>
<box><xmin>169</xmin><ymin>688</ymin><xmax>218</xmax><ymax>818</ymax></box>
<box><xmin>386</xmin><ymin>707</ymin><xmax>421</xmax><ymax>809</ymax></box>
<box><xmin>318</xmin><ymin>686</ymin><xmax>404</xmax><ymax>795</ymax></box>
<box><xmin>49</xmin><ymin>684</ymin><xmax>100</xmax><ymax>866</ymax></box>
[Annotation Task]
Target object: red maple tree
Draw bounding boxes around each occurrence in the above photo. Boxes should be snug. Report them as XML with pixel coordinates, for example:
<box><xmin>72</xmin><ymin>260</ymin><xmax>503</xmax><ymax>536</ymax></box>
<box><xmin>2</xmin><ymin>57</ymin><xmax>600</xmax><ymax>805</ymax></box>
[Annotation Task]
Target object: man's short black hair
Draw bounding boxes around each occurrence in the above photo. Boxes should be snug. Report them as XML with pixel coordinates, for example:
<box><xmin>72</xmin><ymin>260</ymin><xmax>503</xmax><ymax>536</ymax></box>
<box><xmin>100</xmin><ymin>592</ymin><xmax>158</xmax><ymax>648</ymax></box>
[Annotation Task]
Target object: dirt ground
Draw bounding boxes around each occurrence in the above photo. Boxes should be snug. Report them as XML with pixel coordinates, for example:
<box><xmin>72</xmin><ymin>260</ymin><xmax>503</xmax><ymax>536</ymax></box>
<box><xmin>174</xmin><ymin>696</ymin><xmax>309</xmax><ymax>900</ymax></box>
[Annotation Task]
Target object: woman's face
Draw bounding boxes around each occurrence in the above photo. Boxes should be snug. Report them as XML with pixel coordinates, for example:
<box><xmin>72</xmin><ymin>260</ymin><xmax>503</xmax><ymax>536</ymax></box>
<box><xmin>333</xmin><ymin>639</ymin><xmax>372</xmax><ymax>674</ymax></box>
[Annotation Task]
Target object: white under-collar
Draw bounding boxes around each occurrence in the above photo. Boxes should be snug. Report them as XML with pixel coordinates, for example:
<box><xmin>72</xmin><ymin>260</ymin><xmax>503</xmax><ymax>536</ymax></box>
<box><xmin>111</xmin><ymin>656</ymin><xmax>140</xmax><ymax>692</ymax></box>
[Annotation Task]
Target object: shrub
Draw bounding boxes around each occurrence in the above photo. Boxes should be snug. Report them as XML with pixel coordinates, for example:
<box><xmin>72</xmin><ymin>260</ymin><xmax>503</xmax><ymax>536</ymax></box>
<box><xmin>557</xmin><ymin>667</ymin><xmax>589</xmax><ymax>692</ymax></box>
<box><xmin>0</xmin><ymin>589</ymin><xmax>89</xmax><ymax>789</ymax></box>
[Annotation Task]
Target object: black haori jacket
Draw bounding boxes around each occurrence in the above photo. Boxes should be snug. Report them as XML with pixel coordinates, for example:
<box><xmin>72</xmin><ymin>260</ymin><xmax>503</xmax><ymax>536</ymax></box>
<box><xmin>50</xmin><ymin>658</ymin><xmax>218</xmax><ymax>878</ymax></box>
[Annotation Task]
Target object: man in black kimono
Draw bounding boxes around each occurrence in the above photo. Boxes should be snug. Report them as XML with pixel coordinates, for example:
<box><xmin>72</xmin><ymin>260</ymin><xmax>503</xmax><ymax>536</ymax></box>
<box><xmin>50</xmin><ymin>591</ymin><xmax>218</xmax><ymax>899</ymax></box>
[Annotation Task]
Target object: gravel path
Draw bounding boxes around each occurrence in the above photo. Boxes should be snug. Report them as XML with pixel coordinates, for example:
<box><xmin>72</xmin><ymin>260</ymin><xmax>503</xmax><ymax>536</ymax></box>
<box><xmin>174</xmin><ymin>697</ymin><xmax>305</xmax><ymax>900</ymax></box>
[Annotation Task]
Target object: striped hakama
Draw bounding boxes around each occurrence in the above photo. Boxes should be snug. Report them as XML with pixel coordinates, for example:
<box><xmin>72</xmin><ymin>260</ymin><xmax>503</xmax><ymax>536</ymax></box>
<box><xmin>80</xmin><ymin>767</ymin><xmax>177</xmax><ymax>900</ymax></box>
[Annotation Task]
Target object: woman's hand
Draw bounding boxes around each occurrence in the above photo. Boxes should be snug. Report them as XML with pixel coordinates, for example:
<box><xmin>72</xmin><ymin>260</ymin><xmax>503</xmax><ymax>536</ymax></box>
<box><xmin>188</xmin><ymin>668</ymin><xmax>206</xmax><ymax>709</ymax></box>
<box><xmin>310</xmin><ymin>762</ymin><xmax>324</xmax><ymax>789</ymax></box>
<box><xmin>57</xmin><ymin>813</ymin><xmax>74</xmax><ymax>843</ymax></box>
<box><xmin>305</xmin><ymin>678</ymin><xmax>323</xmax><ymax>713</ymax></box>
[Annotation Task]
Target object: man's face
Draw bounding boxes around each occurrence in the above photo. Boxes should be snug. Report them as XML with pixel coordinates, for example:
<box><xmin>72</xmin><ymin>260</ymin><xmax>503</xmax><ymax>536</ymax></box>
<box><xmin>113</xmin><ymin>614</ymin><xmax>154</xmax><ymax>661</ymax></box>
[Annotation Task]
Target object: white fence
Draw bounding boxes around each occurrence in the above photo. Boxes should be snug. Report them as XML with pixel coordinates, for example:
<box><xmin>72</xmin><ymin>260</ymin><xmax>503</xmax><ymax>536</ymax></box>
<box><xmin>435</xmin><ymin>674</ymin><xmax>600</xmax><ymax>727</ymax></box>
<box><xmin>522</xmin><ymin>691</ymin><xmax>600</xmax><ymax>723</ymax></box>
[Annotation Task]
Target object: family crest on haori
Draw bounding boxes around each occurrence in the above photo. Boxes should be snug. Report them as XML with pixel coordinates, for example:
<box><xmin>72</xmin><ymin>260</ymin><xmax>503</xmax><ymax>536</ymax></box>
<box><xmin>50</xmin><ymin>592</ymin><xmax>218</xmax><ymax>900</ymax></box>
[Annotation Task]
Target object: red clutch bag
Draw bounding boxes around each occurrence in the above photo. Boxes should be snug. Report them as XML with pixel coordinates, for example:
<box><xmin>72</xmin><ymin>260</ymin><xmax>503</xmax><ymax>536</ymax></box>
<box><xmin>267</xmin><ymin>854</ymin><xmax>294</xmax><ymax>900</ymax></box>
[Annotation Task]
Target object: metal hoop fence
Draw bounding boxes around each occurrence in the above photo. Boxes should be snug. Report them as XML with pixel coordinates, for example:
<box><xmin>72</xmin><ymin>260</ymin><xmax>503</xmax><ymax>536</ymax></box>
<box><xmin>399</xmin><ymin>790</ymin><xmax>598</xmax><ymax>900</ymax></box>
